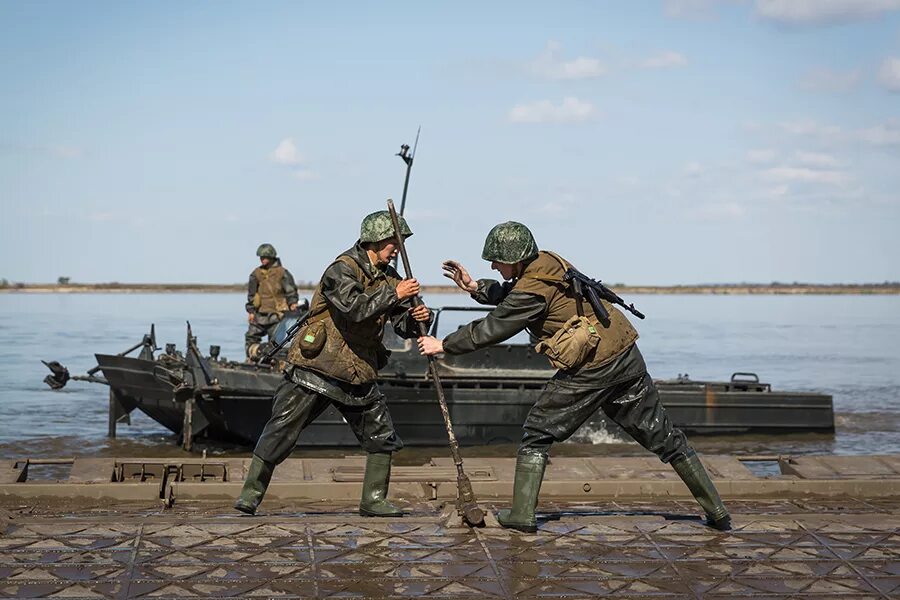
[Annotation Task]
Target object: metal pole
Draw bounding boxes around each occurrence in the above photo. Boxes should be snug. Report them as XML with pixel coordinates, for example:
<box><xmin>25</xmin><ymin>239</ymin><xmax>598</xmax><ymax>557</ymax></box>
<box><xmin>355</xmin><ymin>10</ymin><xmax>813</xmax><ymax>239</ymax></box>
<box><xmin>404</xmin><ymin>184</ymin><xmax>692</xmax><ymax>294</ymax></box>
<box><xmin>386</xmin><ymin>199</ymin><xmax>484</xmax><ymax>527</ymax></box>
<box><xmin>108</xmin><ymin>390</ymin><xmax>118</xmax><ymax>439</ymax></box>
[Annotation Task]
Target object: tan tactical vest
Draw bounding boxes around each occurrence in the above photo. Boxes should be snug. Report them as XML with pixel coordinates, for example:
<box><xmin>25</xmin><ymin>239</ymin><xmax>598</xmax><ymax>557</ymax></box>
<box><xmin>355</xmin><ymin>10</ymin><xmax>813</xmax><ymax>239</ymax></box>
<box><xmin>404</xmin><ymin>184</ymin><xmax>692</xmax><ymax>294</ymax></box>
<box><xmin>287</xmin><ymin>255</ymin><xmax>399</xmax><ymax>385</ymax></box>
<box><xmin>252</xmin><ymin>264</ymin><xmax>289</xmax><ymax>315</ymax></box>
<box><xmin>514</xmin><ymin>251</ymin><xmax>638</xmax><ymax>369</ymax></box>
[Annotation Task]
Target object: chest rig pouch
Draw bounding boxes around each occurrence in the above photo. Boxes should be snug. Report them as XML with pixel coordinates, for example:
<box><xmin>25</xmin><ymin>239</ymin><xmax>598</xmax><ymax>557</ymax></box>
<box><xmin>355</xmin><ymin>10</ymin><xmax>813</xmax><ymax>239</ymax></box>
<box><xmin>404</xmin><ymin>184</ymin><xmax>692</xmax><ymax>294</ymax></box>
<box><xmin>526</xmin><ymin>252</ymin><xmax>602</xmax><ymax>371</ymax></box>
<box><xmin>534</xmin><ymin>314</ymin><xmax>600</xmax><ymax>371</ymax></box>
<box><xmin>298</xmin><ymin>313</ymin><xmax>328</xmax><ymax>358</ymax></box>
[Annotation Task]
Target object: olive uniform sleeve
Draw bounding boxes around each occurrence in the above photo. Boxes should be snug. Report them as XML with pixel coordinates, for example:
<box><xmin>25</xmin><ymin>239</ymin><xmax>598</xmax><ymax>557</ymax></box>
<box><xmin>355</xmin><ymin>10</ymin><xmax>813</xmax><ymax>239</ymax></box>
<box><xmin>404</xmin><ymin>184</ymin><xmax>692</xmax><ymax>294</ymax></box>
<box><xmin>320</xmin><ymin>261</ymin><xmax>399</xmax><ymax>323</ymax></box>
<box><xmin>470</xmin><ymin>278</ymin><xmax>514</xmax><ymax>306</ymax></box>
<box><xmin>282</xmin><ymin>268</ymin><xmax>299</xmax><ymax>307</ymax></box>
<box><xmin>442</xmin><ymin>291</ymin><xmax>546</xmax><ymax>355</ymax></box>
<box><xmin>246</xmin><ymin>271</ymin><xmax>259</xmax><ymax>313</ymax></box>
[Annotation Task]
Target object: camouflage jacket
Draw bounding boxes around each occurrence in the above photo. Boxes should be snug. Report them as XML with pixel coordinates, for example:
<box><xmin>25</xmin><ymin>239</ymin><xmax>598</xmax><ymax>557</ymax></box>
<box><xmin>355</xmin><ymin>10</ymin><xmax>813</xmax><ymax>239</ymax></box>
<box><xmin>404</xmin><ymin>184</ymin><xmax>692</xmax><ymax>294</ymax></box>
<box><xmin>245</xmin><ymin>259</ymin><xmax>299</xmax><ymax>314</ymax></box>
<box><xmin>442</xmin><ymin>251</ymin><xmax>638</xmax><ymax>372</ymax></box>
<box><xmin>287</xmin><ymin>243</ymin><xmax>431</xmax><ymax>386</ymax></box>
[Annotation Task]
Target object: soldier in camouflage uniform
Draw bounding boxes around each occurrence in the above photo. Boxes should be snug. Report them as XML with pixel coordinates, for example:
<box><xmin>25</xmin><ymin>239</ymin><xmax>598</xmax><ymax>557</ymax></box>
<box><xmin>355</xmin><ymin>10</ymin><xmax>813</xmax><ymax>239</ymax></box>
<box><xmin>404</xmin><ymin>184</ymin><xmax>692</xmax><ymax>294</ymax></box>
<box><xmin>418</xmin><ymin>222</ymin><xmax>730</xmax><ymax>532</ymax></box>
<box><xmin>235</xmin><ymin>211</ymin><xmax>432</xmax><ymax>517</ymax></box>
<box><xmin>245</xmin><ymin>243</ymin><xmax>300</xmax><ymax>358</ymax></box>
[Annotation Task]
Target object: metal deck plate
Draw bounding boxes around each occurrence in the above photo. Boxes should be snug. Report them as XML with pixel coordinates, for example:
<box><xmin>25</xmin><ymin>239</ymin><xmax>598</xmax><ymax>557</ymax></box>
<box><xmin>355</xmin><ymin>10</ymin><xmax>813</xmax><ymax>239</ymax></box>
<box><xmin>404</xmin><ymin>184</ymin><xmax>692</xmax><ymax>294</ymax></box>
<box><xmin>1</xmin><ymin>499</ymin><xmax>898</xmax><ymax>599</ymax></box>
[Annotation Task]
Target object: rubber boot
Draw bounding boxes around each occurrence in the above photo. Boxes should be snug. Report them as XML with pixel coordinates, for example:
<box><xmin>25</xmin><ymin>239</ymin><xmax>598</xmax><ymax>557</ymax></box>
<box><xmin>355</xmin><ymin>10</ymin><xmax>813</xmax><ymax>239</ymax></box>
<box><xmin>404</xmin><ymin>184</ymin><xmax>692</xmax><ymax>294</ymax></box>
<box><xmin>358</xmin><ymin>453</ymin><xmax>403</xmax><ymax>517</ymax></box>
<box><xmin>497</xmin><ymin>453</ymin><xmax>547</xmax><ymax>533</ymax></box>
<box><xmin>671</xmin><ymin>450</ymin><xmax>731</xmax><ymax>530</ymax></box>
<box><xmin>234</xmin><ymin>455</ymin><xmax>274</xmax><ymax>515</ymax></box>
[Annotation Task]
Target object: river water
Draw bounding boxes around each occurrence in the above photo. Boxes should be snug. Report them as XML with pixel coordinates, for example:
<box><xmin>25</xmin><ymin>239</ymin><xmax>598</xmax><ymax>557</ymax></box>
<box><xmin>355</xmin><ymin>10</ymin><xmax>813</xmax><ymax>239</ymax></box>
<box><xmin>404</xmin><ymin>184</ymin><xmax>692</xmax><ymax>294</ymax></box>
<box><xmin>0</xmin><ymin>293</ymin><xmax>898</xmax><ymax>462</ymax></box>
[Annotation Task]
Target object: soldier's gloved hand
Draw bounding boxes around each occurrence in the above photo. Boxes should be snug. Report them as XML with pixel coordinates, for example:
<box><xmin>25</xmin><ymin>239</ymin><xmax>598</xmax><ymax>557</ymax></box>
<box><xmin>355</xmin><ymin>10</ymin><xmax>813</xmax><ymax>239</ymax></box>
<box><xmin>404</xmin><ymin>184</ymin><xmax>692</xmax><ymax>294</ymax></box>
<box><xmin>395</xmin><ymin>278</ymin><xmax>420</xmax><ymax>300</ymax></box>
<box><xmin>442</xmin><ymin>260</ymin><xmax>477</xmax><ymax>293</ymax></box>
<box><xmin>417</xmin><ymin>336</ymin><xmax>443</xmax><ymax>356</ymax></box>
<box><xmin>409</xmin><ymin>304</ymin><xmax>430</xmax><ymax>322</ymax></box>
<box><xmin>248</xmin><ymin>312</ymin><xmax>256</xmax><ymax>323</ymax></box>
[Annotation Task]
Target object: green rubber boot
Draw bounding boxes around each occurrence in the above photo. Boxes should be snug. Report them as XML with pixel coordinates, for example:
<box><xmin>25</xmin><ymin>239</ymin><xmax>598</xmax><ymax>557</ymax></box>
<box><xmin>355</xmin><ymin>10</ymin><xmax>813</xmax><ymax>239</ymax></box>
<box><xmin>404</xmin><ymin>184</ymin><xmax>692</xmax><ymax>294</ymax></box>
<box><xmin>234</xmin><ymin>455</ymin><xmax>275</xmax><ymax>515</ymax></box>
<box><xmin>359</xmin><ymin>453</ymin><xmax>404</xmax><ymax>517</ymax></box>
<box><xmin>671</xmin><ymin>450</ymin><xmax>731</xmax><ymax>530</ymax></box>
<box><xmin>497</xmin><ymin>453</ymin><xmax>547</xmax><ymax>533</ymax></box>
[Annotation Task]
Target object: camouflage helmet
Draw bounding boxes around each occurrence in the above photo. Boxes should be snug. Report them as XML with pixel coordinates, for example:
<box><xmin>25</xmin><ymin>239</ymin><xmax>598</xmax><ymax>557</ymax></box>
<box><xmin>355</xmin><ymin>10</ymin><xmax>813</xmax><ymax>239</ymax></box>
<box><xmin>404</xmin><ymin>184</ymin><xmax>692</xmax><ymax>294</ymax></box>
<box><xmin>481</xmin><ymin>222</ymin><xmax>538</xmax><ymax>264</ymax></box>
<box><xmin>256</xmin><ymin>243</ymin><xmax>277</xmax><ymax>258</ymax></box>
<box><xmin>359</xmin><ymin>210</ymin><xmax>413</xmax><ymax>243</ymax></box>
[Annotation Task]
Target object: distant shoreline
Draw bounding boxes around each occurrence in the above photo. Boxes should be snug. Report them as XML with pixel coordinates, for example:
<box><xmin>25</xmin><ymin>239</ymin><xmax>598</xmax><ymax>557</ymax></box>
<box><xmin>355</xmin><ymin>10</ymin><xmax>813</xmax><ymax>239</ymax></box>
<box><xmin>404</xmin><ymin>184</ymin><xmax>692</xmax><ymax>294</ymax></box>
<box><xmin>2</xmin><ymin>283</ymin><xmax>899</xmax><ymax>295</ymax></box>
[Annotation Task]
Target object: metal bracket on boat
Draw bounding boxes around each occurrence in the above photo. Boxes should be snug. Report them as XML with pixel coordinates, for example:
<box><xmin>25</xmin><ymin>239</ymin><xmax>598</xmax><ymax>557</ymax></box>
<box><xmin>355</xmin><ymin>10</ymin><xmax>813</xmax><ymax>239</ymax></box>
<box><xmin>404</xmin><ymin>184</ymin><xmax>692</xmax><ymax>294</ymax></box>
<box><xmin>731</xmin><ymin>372</ymin><xmax>760</xmax><ymax>383</ymax></box>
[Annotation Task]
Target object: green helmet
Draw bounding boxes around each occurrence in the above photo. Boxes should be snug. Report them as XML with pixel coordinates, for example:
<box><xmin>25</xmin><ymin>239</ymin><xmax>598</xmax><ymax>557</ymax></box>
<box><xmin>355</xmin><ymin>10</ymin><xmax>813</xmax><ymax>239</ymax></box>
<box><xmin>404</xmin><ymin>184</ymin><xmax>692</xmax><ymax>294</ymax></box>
<box><xmin>359</xmin><ymin>210</ymin><xmax>413</xmax><ymax>243</ymax></box>
<box><xmin>256</xmin><ymin>243</ymin><xmax>277</xmax><ymax>259</ymax></box>
<box><xmin>481</xmin><ymin>221</ymin><xmax>538</xmax><ymax>264</ymax></box>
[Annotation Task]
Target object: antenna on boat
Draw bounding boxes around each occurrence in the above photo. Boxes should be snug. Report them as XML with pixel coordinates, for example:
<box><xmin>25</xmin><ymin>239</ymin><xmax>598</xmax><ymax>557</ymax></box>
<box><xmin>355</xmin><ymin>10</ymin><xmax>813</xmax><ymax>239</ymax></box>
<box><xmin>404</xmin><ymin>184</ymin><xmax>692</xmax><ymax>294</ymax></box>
<box><xmin>397</xmin><ymin>126</ymin><xmax>420</xmax><ymax>217</ymax></box>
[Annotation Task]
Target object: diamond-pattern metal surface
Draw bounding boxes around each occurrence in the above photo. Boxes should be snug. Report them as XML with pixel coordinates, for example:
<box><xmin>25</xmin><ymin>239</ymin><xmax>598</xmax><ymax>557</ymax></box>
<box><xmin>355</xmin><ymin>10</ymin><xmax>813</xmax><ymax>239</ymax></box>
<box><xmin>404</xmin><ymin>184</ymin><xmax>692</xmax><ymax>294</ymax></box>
<box><xmin>1</xmin><ymin>500</ymin><xmax>897</xmax><ymax>599</ymax></box>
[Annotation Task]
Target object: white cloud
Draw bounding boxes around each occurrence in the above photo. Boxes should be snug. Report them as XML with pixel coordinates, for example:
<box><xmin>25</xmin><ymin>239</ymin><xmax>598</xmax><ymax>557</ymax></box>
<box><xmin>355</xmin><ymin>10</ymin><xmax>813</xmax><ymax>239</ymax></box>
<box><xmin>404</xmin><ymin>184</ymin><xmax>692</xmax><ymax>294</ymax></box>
<box><xmin>795</xmin><ymin>151</ymin><xmax>843</xmax><ymax>168</ymax></box>
<box><xmin>693</xmin><ymin>202</ymin><xmax>747</xmax><ymax>220</ymax></box>
<box><xmin>856</xmin><ymin>119</ymin><xmax>900</xmax><ymax>146</ymax></box>
<box><xmin>746</xmin><ymin>148</ymin><xmax>777</xmax><ymax>164</ymax></box>
<box><xmin>781</xmin><ymin>118</ymin><xmax>900</xmax><ymax>148</ymax></box>
<box><xmin>292</xmin><ymin>169</ymin><xmax>319</xmax><ymax>182</ymax></box>
<box><xmin>762</xmin><ymin>166</ymin><xmax>850</xmax><ymax>185</ymax></box>
<box><xmin>508</xmin><ymin>97</ymin><xmax>596</xmax><ymax>124</ymax></box>
<box><xmin>765</xmin><ymin>184</ymin><xmax>790</xmax><ymax>198</ymax></box>
<box><xmin>531</xmin><ymin>42</ymin><xmax>607</xmax><ymax>80</ymax></box>
<box><xmin>779</xmin><ymin>119</ymin><xmax>843</xmax><ymax>139</ymax></box>
<box><xmin>755</xmin><ymin>0</ymin><xmax>900</xmax><ymax>24</ymax></box>
<box><xmin>616</xmin><ymin>175</ymin><xmax>643</xmax><ymax>187</ymax></box>
<box><xmin>878</xmin><ymin>57</ymin><xmax>900</xmax><ymax>92</ymax></box>
<box><xmin>799</xmin><ymin>68</ymin><xmax>861</xmax><ymax>93</ymax></box>
<box><xmin>270</xmin><ymin>138</ymin><xmax>304</xmax><ymax>166</ymax></box>
<box><xmin>640</xmin><ymin>51</ymin><xmax>688</xmax><ymax>69</ymax></box>
<box><xmin>684</xmin><ymin>161</ymin><xmax>704</xmax><ymax>177</ymax></box>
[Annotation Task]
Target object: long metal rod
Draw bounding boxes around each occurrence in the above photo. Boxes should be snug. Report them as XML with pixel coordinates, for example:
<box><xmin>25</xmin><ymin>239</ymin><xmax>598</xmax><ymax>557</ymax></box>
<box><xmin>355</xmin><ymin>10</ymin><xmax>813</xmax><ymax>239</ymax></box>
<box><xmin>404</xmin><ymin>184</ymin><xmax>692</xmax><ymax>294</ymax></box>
<box><xmin>386</xmin><ymin>199</ymin><xmax>484</xmax><ymax>526</ymax></box>
<box><xmin>397</xmin><ymin>127</ymin><xmax>420</xmax><ymax>216</ymax></box>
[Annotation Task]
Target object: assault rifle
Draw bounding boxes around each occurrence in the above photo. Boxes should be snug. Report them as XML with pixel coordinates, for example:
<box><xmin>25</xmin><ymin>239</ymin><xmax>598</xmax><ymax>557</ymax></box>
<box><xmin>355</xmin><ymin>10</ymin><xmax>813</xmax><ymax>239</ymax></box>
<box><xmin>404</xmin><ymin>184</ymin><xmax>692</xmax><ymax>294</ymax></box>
<box><xmin>563</xmin><ymin>268</ymin><xmax>646</xmax><ymax>322</ymax></box>
<box><xmin>254</xmin><ymin>301</ymin><xmax>311</xmax><ymax>364</ymax></box>
<box><xmin>256</xmin><ymin>314</ymin><xmax>308</xmax><ymax>364</ymax></box>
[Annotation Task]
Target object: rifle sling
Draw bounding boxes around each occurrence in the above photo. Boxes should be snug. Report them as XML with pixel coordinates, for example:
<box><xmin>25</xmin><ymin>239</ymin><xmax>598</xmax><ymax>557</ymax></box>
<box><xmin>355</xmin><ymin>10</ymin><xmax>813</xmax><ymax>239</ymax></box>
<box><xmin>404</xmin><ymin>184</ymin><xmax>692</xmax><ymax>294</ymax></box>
<box><xmin>518</xmin><ymin>251</ymin><xmax>587</xmax><ymax>318</ymax></box>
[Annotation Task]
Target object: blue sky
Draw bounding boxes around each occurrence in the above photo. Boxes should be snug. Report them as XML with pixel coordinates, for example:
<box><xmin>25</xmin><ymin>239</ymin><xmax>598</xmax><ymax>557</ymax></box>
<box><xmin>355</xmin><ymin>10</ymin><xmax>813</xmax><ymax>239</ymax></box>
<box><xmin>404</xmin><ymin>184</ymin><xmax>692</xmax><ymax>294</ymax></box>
<box><xmin>2</xmin><ymin>1</ymin><xmax>899</xmax><ymax>285</ymax></box>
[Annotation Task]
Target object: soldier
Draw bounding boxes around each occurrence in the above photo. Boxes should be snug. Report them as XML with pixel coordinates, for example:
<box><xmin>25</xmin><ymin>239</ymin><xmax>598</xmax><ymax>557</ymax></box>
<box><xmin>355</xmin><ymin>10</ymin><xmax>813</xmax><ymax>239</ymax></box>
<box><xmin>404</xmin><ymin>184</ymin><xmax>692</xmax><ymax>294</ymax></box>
<box><xmin>246</xmin><ymin>243</ymin><xmax>300</xmax><ymax>358</ymax></box>
<box><xmin>417</xmin><ymin>222</ymin><xmax>730</xmax><ymax>532</ymax></box>
<box><xmin>235</xmin><ymin>211</ymin><xmax>432</xmax><ymax>517</ymax></box>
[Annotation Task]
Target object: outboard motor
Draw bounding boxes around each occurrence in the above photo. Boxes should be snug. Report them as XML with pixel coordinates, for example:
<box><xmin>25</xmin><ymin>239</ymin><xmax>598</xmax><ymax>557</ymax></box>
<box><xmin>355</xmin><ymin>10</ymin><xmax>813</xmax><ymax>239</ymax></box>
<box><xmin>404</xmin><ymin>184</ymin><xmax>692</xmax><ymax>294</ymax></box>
<box><xmin>42</xmin><ymin>360</ymin><xmax>70</xmax><ymax>390</ymax></box>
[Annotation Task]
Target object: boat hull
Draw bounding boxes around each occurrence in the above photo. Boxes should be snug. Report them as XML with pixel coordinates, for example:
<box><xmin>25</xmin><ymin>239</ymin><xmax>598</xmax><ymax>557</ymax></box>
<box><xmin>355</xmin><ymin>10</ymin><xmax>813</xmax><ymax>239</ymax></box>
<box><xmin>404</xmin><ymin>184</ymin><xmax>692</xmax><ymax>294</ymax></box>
<box><xmin>95</xmin><ymin>352</ymin><xmax>835</xmax><ymax>447</ymax></box>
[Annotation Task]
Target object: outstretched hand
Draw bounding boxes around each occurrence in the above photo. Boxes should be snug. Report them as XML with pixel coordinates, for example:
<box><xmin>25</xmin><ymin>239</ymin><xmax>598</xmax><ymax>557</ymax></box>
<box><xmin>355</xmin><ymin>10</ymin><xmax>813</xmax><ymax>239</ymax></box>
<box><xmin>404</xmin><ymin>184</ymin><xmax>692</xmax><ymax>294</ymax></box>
<box><xmin>417</xmin><ymin>336</ymin><xmax>444</xmax><ymax>356</ymax></box>
<box><xmin>442</xmin><ymin>260</ymin><xmax>477</xmax><ymax>293</ymax></box>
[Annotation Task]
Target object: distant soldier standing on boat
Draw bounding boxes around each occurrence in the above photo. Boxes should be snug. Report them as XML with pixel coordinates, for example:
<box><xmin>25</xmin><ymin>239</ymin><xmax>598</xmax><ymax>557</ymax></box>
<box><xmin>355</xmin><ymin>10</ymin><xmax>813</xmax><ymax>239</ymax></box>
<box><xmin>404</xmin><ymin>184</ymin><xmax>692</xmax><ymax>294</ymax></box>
<box><xmin>245</xmin><ymin>243</ymin><xmax>300</xmax><ymax>358</ymax></box>
<box><xmin>235</xmin><ymin>211</ymin><xmax>432</xmax><ymax>517</ymax></box>
<box><xmin>417</xmin><ymin>222</ymin><xmax>731</xmax><ymax>532</ymax></box>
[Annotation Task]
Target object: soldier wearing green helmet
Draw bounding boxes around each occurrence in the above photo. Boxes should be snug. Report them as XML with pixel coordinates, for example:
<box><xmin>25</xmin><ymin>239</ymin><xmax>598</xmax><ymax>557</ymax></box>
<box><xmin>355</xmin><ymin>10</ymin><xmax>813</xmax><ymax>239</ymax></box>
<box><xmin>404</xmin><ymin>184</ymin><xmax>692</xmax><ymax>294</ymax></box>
<box><xmin>245</xmin><ymin>243</ymin><xmax>300</xmax><ymax>358</ymax></box>
<box><xmin>418</xmin><ymin>221</ymin><xmax>730</xmax><ymax>533</ymax></box>
<box><xmin>235</xmin><ymin>210</ymin><xmax>432</xmax><ymax>517</ymax></box>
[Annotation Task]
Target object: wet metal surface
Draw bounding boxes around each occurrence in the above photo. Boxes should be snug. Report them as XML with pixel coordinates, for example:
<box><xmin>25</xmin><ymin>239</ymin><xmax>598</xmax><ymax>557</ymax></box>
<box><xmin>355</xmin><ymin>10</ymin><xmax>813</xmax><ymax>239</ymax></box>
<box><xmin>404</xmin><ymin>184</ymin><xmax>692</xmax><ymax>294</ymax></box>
<box><xmin>1</xmin><ymin>499</ymin><xmax>898</xmax><ymax>599</ymax></box>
